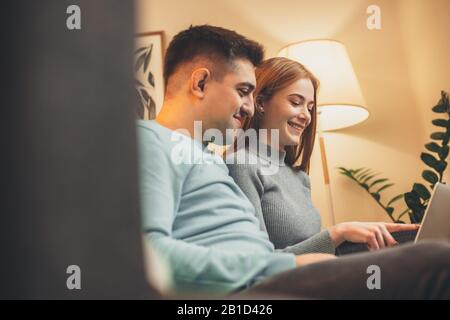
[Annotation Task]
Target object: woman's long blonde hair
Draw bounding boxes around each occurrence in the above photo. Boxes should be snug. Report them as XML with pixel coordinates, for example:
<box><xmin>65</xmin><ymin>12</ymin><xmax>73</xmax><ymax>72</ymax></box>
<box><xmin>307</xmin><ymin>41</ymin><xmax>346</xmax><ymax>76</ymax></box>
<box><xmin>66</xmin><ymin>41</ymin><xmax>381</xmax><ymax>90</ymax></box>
<box><xmin>243</xmin><ymin>57</ymin><xmax>319</xmax><ymax>173</ymax></box>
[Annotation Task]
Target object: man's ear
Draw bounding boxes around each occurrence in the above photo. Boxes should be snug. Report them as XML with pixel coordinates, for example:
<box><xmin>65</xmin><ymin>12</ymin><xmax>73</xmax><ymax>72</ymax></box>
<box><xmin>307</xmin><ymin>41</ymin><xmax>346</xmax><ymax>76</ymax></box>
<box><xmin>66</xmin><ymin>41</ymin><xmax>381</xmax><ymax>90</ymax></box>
<box><xmin>190</xmin><ymin>68</ymin><xmax>211</xmax><ymax>99</ymax></box>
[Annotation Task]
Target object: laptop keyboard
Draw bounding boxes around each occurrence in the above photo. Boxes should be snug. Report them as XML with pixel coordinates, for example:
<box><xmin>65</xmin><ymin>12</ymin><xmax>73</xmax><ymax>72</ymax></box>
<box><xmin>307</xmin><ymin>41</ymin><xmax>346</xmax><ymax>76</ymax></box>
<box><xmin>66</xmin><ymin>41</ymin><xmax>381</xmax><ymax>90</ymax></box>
<box><xmin>335</xmin><ymin>230</ymin><xmax>418</xmax><ymax>256</ymax></box>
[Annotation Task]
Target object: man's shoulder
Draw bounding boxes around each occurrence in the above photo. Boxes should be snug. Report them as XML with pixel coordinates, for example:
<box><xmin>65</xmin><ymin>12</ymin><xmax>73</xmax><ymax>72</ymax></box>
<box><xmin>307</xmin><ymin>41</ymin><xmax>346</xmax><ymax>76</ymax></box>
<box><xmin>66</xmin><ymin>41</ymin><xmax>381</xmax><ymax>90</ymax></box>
<box><xmin>137</xmin><ymin>120</ymin><xmax>190</xmax><ymax>149</ymax></box>
<box><xmin>136</xmin><ymin>120</ymin><xmax>215</xmax><ymax>169</ymax></box>
<box><xmin>137</xmin><ymin>120</ymin><xmax>170</xmax><ymax>143</ymax></box>
<box><xmin>136</xmin><ymin>120</ymin><xmax>199</xmax><ymax>184</ymax></box>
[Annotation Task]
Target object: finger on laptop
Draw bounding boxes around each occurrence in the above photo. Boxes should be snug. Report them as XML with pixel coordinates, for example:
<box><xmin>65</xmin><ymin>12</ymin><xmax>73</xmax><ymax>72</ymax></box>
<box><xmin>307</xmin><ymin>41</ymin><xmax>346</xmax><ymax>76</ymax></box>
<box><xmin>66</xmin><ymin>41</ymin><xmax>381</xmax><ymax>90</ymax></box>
<box><xmin>384</xmin><ymin>223</ymin><xmax>420</xmax><ymax>232</ymax></box>
<box><xmin>380</xmin><ymin>225</ymin><xmax>398</xmax><ymax>246</ymax></box>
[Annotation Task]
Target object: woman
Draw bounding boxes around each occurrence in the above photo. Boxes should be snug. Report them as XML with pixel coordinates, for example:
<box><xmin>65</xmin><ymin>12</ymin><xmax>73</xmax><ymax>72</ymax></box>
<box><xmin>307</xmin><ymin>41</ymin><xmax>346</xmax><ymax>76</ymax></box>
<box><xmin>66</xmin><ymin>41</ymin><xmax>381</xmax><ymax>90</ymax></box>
<box><xmin>226</xmin><ymin>57</ymin><xmax>419</xmax><ymax>255</ymax></box>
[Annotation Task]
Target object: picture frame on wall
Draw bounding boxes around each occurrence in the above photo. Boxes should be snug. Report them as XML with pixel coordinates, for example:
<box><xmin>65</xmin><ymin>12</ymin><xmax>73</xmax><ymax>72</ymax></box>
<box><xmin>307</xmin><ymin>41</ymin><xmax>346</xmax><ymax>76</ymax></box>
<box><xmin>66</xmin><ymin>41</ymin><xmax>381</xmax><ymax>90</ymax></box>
<box><xmin>134</xmin><ymin>31</ymin><xmax>165</xmax><ymax>120</ymax></box>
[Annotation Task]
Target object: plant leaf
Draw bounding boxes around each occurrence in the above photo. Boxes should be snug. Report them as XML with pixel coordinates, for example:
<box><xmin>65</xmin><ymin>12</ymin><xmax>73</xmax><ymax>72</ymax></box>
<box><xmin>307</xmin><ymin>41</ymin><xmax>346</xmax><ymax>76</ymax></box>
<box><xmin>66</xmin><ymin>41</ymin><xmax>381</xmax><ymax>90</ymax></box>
<box><xmin>362</xmin><ymin>174</ymin><xmax>378</xmax><ymax>184</ymax></box>
<box><xmin>135</xmin><ymin>88</ymin><xmax>144</xmax><ymax>119</ymax></box>
<box><xmin>338</xmin><ymin>167</ymin><xmax>353</xmax><ymax>178</ymax></box>
<box><xmin>409</xmin><ymin>206</ymin><xmax>425</xmax><ymax>224</ymax></box>
<box><xmin>440</xmin><ymin>91</ymin><xmax>450</xmax><ymax>108</ymax></box>
<box><xmin>338</xmin><ymin>167</ymin><xmax>350</xmax><ymax>175</ymax></box>
<box><xmin>435</xmin><ymin>160</ymin><xmax>447</xmax><ymax>173</ymax></box>
<box><xmin>430</xmin><ymin>132</ymin><xmax>446</xmax><ymax>140</ymax></box>
<box><xmin>355</xmin><ymin>168</ymin><xmax>371</xmax><ymax>179</ymax></box>
<box><xmin>425</xmin><ymin>142</ymin><xmax>441</xmax><ymax>154</ymax></box>
<box><xmin>443</xmin><ymin>133</ymin><xmax>450</xmax><ymax>146</ymax></box>
<box><xmin>352</xmin><ymin>168</ymin><xmax>365</xmax><ymax>174</ymax></box>
<box><xmin>134</xmin><ymin>46</ymin><xmax>147</xmax><ymax>55</ymax></box>
<box><xmin>358</xmin><ymin>172</ymin><xmax>372</xmax><ymax>182</ymax></box>
<box><xmin>147</xmin><ymin>95</ymin><xmax>156</xmax><ymax>120</ymax></box>
<box><xmin>432</xmin><ymin>103</ymin><xmax>448</xmax><ymax>113</ymax></box>
<box><xmin>340</xmin><ymin>171</ymin><xmax>353</xmax><ymax>178</ymax></box>
<box><xmin>369</xmin><ymin>178</ymin><xmax>388</xmax><ymax>188</ymax></box>
<box><xmin>376</xmin><ymin>183</ymin><xmax>394</xmax><ymax>193</ymax></box>
<box><xmin>140</xmin><ymin>89</ymin><xmax>150</xmax><ymax>103</ymax></box>
<box><xmin>432</xmin><ymin>91</ymin><xmax>449</xmax><ymax>114</ymax></box>
<box><xmin>358</xmin><ymin>170</ymin><xmax>373</xmax><ymax>180</ymax></box>
<box><xmin>439</xmin><ymin>145</ymin><xmax>449</xmax><ymax>160</ymax></box>
<box><xmin>421</xmin><ymin>152</ymin><xmax>438</xmax><ymax>168</ymax></box>
<box><xmin>143</xmin><ymin>44</ymin><xmax>153</xmax><ymax>72</ymax></box>
<box><xmin>432</xmin><ymin>119</ymin><xmax>448</xmax><ymax>127</ymax></box>
<box><xmin>371</xmin><ymin>192</ymin><xmax>381</xmax><ymax>201</ymax></box>
<box><xmin>135</xmin><ymin>52</ymin><xmax>146</xmax><ymax>72</ymax></box>
<box><xmin>387</xmin><ymin>194</ymin><xmax>404</xmax><ymax>207</ymax></box>
<box><xmin>422</xmin><ymin>170</ymin><xmax>439</xmax><ymax>185</ymax></box>
<box><xmin>148</xmin><ymin>71</ymin><xmax>155</xmax><ymax>87</ymax></box>
<box><xmin>404</xmin><ymin>191</ymin><xmax>421</xmax><ymax>208</ymax></box>
<box><xmin>413</xmin><ymin>183</ymin><xmax>431</xmax><ymax>200</ymax></box>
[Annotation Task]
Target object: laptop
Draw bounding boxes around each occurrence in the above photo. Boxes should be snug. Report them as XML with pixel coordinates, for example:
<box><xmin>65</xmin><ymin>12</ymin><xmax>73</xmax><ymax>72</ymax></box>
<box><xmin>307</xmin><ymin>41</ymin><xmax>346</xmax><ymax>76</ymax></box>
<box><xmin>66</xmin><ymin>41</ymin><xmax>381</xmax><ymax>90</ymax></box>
<box><xmin>415</xmin><ymin>182</ymin><xmax>450</xmax><ymax>242</ymax></box>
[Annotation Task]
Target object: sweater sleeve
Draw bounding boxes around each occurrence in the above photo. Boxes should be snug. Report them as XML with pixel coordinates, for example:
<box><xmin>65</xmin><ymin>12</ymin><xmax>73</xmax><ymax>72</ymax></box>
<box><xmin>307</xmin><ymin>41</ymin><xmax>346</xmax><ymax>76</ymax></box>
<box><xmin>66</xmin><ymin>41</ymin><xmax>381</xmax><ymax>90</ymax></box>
<box><xmin>227</xmin><ymin>163</ymin><xmax>268</xmax><ymax>233</ymax></box>
<box><xmin>227</xmin><ymin>162</ymin><xmax>336</xmax><ymax>255</ymax></box>
<box><xmin>277</xmin><ymin>229</ymin><xmax>336</xmax><ymax>255</ymax></box>
<box><xmin>138</xmin><ymin>127</ymin><xmax>296</xmax><ymax>294</ymax></box>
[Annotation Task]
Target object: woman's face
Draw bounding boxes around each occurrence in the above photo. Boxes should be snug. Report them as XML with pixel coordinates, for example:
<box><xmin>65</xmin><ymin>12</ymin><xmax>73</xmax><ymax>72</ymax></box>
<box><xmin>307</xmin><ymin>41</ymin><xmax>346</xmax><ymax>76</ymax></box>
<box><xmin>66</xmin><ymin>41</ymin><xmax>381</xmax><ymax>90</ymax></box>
<box><xmin>259</xmin><ymin>78</ymin><xmax>315</xmax><ymax>149</ymax></box>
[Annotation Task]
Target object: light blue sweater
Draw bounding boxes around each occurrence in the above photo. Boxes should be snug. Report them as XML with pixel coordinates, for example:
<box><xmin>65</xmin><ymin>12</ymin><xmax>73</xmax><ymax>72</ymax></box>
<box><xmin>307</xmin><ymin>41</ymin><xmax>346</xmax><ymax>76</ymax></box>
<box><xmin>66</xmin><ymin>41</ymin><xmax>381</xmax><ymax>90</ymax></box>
<box><xmin>137</xmin><ymin>120</ymin><xmax>296</xmax><ymax>294</ymax></box>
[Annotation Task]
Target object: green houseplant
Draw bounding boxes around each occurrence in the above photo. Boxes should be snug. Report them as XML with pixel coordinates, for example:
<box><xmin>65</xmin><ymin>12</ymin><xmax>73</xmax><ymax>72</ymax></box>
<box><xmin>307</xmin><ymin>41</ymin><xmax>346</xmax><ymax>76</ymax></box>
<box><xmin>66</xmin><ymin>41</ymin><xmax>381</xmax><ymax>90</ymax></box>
<box><xmin>404</xmin><ymin>91</ymin><xmax>449</xmax><ymax>223</ymax></box>
<box><xmin>339</xmin><ymin>91</ymin><xmax>449</xmax><ymax>223</ymax></box>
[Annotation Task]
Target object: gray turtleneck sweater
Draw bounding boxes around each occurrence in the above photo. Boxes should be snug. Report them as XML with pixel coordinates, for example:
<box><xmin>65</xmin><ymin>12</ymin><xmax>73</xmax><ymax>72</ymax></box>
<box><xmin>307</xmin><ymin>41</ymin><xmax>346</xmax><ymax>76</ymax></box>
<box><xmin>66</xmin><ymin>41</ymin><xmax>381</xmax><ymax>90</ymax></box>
<box><xmin>226</xmin><ymin>142</ymin><xmax>335</xmax><ymax>255</ymax></box>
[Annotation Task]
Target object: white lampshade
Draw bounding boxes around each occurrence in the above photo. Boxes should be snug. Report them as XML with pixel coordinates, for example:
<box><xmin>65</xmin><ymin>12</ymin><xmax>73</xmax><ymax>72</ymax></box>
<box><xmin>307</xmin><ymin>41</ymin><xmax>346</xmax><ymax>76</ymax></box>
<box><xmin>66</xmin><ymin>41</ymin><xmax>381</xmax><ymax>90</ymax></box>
<box><xmin>278</xmin><ymin>40</ymin><xmax>369</xmax><ymax>131</ymax></box>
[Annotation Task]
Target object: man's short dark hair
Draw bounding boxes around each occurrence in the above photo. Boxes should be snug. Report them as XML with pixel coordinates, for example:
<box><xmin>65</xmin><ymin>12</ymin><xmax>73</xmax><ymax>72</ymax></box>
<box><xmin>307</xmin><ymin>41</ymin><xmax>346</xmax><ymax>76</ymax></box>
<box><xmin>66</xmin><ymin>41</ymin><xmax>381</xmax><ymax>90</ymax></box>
<box><xmin>163</xmin><ymin>25</ymin><xmax>264</xmax><ymax>87</ymax></box>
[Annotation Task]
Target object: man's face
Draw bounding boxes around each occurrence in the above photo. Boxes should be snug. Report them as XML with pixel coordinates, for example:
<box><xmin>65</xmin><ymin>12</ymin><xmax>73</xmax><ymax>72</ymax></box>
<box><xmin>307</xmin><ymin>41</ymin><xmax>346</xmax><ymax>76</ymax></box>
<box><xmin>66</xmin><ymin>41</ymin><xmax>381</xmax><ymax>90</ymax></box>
<box><xmin>199</xmin><ymin>59</ymin><xmax>256</xmax><ymax>138</ymax></box>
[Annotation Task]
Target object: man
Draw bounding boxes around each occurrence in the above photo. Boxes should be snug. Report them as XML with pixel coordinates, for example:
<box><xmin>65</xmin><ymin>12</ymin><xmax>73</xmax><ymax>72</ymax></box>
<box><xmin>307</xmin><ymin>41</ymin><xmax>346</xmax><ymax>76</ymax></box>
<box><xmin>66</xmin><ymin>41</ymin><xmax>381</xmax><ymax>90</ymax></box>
<box><xmin>137</xmin><ymin>25</ymin><xmax>450</xmax><ymax>298</ymax></box>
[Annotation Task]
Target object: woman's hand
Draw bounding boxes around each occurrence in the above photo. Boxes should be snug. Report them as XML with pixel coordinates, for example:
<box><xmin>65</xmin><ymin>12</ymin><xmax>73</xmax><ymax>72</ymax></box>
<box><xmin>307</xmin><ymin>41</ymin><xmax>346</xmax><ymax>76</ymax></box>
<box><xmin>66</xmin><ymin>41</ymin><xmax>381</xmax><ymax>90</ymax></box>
<box><xmin>328</xmin><ymin>222</ymin><xmax>420</xmax><ymax>251</ymax></box>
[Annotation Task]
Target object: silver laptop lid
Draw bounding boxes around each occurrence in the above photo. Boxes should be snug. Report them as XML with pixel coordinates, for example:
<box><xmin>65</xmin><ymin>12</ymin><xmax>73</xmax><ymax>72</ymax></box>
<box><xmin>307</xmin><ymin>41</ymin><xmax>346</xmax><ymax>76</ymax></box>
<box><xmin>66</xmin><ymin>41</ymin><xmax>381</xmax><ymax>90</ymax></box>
<box><xmin>415</xmin><ymin>183</ymin><xmax>450</xmax><ymax>242</ymax></box>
